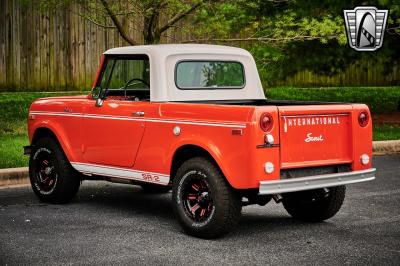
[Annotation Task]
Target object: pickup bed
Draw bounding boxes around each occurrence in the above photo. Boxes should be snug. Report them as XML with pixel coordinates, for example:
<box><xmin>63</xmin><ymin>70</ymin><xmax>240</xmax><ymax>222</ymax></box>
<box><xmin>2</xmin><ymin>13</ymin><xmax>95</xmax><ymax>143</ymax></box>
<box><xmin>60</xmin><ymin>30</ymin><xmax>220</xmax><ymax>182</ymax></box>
<box><xmin>25</xmin><ymin>44</ymin><xmax>375</xmax><ymax>238</ymax></box>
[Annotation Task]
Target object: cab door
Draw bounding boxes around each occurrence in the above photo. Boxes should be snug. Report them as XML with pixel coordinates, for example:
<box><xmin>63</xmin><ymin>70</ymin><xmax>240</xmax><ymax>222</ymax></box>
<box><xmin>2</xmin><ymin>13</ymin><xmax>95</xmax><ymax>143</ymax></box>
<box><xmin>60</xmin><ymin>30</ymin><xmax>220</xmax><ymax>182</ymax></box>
<box><xmin>82</xmin><ymin>55</ymin><xmax>150</xmax><ymax>168</ymax></box>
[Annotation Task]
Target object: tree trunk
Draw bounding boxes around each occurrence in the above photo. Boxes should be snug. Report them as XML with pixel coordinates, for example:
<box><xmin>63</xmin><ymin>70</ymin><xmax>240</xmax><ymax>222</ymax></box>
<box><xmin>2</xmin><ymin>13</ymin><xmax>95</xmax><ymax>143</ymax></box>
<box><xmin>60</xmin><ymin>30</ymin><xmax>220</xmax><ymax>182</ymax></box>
<box><xmin>143</xmin><ymin>13</ymin><xmax>161</xmax><ymax>45</ymax></box>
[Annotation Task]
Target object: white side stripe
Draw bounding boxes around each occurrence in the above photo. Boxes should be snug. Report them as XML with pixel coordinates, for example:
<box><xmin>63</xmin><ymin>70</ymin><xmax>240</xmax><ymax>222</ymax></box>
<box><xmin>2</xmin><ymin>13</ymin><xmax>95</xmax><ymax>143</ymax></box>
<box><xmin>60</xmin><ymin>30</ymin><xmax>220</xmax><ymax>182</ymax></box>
<box><xmin>30</xmin><ymin>111</ymin><xmax>83</xmax><ymax>118</ymax></box>
<box><xmin>71</xmin><ymin>162</ymin><xmax>170</xmax><ymax>185</ymax></box>
<box><xmin>30</xmin><ymin>111</ymin><xmax>246</xmax><ymax>128</ymax></box>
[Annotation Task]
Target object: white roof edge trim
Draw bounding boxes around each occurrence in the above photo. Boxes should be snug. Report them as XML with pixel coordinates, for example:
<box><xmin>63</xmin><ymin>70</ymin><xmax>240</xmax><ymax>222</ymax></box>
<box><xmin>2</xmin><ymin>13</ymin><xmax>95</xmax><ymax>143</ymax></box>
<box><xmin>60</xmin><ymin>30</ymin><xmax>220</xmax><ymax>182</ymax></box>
<box><xmin>103</xmin><ymin>44</ymin><xmax>251</xmax><ymax>57</ymax></box>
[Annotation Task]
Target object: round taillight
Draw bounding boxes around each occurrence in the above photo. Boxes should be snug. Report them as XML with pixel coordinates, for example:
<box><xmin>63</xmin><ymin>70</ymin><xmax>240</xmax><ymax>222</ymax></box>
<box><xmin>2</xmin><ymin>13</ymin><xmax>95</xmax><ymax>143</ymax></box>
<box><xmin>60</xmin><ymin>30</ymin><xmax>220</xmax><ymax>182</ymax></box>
<box><xmin>260</xmin><ymin>113</ymin><xmax>273</xmax><ymax>132</ymax></box>
<box><xmin>358</xmin><ymin>111</ymin><xmax>369</xmax><ymax>127</ymax></box>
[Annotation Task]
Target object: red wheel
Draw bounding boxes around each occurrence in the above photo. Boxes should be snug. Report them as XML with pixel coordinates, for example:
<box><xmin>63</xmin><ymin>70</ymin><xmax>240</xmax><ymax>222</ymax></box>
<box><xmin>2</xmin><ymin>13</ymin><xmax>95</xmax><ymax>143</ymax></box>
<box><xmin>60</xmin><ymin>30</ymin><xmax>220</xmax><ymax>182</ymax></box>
<box><xmin>181</xmin><ymin>174</ymin><xmax>215</xmax><ymax>223</ymax></box>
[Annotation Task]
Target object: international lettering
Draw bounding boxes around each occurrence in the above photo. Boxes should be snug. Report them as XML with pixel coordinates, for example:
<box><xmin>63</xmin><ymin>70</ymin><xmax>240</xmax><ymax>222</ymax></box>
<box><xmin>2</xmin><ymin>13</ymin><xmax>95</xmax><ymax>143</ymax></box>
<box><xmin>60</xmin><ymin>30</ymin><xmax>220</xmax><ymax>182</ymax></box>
<box><xmin>286</xmin><ymin>116</ymin><xmax>341</xmax><ymax>128</ymax></box>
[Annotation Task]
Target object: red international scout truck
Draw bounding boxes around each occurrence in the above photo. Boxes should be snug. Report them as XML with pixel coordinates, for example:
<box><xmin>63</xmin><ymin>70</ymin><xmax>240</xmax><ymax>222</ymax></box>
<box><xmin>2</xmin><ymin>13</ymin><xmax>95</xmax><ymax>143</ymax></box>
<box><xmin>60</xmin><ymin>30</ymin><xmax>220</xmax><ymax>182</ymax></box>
<box><xmin>25</xmin><ymin>44</ymin><xmax>375</xmax><ymax>238</ymax></box>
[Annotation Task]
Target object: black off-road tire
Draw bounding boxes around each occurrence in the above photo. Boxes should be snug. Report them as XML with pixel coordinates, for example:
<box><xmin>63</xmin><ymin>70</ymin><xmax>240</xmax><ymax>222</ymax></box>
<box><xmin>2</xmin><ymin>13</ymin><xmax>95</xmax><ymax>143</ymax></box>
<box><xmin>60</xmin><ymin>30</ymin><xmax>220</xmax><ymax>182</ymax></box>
<box><xmin>140</xmin><ymin>184</ymin><xmax>171</xmax><ymax>193</ymax></box>
<box><xmin>172</xmin><ymin>157</ymin><xmax>242</xmax><ymax>239</ymax></box>
<box><xmin>29</xmin><ymin>137</ymin><xmax>80</xmax><ymax>204</ymax></box>
<box><xmin>282</xmin><ymin>186</ymin><xmax>346</xmax><ymax>222</ymax></box>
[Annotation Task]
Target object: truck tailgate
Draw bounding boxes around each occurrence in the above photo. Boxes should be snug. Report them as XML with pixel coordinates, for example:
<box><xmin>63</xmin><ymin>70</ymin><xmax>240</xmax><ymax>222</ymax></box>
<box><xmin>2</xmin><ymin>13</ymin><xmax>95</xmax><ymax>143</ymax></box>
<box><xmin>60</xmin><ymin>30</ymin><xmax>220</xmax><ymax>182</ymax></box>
<box><xmin>278</xmin><ymin>105</ymin><xmax>353</xmax><ymax>169</ymax></box>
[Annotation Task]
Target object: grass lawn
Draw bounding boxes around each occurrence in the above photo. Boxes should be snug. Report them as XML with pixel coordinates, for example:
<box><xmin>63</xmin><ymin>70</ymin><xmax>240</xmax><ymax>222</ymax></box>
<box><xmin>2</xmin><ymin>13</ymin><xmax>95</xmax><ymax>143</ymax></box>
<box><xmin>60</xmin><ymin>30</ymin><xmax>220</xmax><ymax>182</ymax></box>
<box><xmin>373</xmin><ymin>124</ymin><xmax>400</xmax><ymax>141</ymax></box>
<box><xmin>0</xmin><ymin>89</ymin><xmax>399</xmax><ymax>168</ymax></box>
<box><xmin>0</xmin><ymin>91</ymin><xmax>85</xmax><ymax>168</ymax></box>
<box><xmin>0</xmin><ymin>134</ymin><xmax>28</xmax><ymax>168</ymax></box>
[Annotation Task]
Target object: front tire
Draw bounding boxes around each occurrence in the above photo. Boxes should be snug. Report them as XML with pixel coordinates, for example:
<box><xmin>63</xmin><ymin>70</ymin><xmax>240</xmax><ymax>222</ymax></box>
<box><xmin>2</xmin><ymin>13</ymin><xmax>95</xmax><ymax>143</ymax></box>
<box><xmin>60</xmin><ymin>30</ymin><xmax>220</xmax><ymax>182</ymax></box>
<box><xmin>172</xmin><ymin>157</ymin><xmax>242</xmax><ymax>239</ymax></box>
<box><xmin>282</xmin><ymin>186</ymin><xmax>346</xmax><ymax>222</ymax></box>
<box><xmin>29</xmin><ymin>137</ymin><xmax>80</xmax><ymax>204</ymax></box>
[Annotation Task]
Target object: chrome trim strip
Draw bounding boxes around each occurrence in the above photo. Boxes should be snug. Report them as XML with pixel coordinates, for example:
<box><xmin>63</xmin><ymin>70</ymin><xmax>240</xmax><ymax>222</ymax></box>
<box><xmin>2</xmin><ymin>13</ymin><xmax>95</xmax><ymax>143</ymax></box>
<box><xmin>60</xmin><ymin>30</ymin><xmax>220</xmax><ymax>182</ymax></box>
<box><xmin>281</xmin><ymin>113</ymin><xmax>349</xmax><ymax>118</ymax></box>
<box><xmin>29</xmin><ymin>111</ymin><xmax>246</xmax><ymax>128</ymax></box>
<box><xmin>259</xmin><ymin>168</ymin><xmax>375</xmax><ymax>195</ymax></box>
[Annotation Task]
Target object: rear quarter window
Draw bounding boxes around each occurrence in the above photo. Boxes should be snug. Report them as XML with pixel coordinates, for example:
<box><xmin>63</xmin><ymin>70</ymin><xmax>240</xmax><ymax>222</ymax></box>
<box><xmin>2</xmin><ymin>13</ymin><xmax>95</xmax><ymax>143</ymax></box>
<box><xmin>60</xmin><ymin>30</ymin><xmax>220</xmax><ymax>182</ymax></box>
<box><xmin>175</xmin><ymin>61</ymin><xmax>245</xmax><ymax>90</ymax></box>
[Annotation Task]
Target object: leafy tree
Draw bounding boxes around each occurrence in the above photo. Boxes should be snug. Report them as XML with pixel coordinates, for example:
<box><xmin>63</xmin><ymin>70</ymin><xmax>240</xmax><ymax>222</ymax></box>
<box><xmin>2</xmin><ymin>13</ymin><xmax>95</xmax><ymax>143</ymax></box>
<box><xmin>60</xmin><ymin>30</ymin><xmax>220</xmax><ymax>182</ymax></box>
<box><xmin>36</xmin><ymin>0</ymin><xmax>206</xmax><ymax>44</ymax></box>
<box><xmin>187</xmin><ymin>0</ymin><xmax>400</xmax><ymax>85</ymax></box>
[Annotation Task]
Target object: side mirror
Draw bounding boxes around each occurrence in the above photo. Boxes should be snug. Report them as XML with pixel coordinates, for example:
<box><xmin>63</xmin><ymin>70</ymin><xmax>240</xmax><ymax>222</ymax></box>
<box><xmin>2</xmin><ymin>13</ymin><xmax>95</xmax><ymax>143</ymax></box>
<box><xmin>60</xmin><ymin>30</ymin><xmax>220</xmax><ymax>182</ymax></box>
<box><xmin>91</xmin><ymin>86</ymin><xmax>102</xmax><ymax>99</ymax></box>
<box><xmin>95</xmin><ymin>98</ymin><xmax>104</xmax><ymax>107</ymax></box>
<box><xmin>92</xmin><ymin>86</ymin><xmax>104</xmax><ymax>107</ymax></box>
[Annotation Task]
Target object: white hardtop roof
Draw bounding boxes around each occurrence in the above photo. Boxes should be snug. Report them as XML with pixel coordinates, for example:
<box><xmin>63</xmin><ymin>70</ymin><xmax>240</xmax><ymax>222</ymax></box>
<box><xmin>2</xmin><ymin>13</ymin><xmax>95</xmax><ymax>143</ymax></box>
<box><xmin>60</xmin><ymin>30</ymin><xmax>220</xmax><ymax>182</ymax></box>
<box><xmin>103</xmin><ymin>44</ymin><xmax>265</xmax><ymax>102</ymax></box>
<box><xmin>104</xmin><ymin>44</ymin><xmax>251</xmax><ymax>57</ymax></box>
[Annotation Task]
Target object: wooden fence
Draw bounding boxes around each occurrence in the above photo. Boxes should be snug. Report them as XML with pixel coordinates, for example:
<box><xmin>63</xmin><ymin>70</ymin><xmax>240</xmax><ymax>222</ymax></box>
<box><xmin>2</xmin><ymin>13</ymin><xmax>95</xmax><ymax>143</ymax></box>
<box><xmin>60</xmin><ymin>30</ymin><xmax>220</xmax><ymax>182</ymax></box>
<box><xmin>0</xmin><ymin>0</ymin><xmax>144</xmax><ymax>91</ymax></box>
<box><xmin>0</xmin><ymin>0</ymin><xmax>399</xmax><ymax>92</ymax></box>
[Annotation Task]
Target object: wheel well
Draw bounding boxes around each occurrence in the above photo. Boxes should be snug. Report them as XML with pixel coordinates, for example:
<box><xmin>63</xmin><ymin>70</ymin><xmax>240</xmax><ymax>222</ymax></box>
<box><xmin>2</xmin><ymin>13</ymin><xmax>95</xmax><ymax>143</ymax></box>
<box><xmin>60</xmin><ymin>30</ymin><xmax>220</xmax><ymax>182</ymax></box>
<box><xmin>32</xmin><ymin>127</ymin><xmax>58</xmax><ymax>145</ymax></box>
<box><xmin>170</xmin><ymin>145</ymin><xmax>219</xmax><ymax>181</ymax></box>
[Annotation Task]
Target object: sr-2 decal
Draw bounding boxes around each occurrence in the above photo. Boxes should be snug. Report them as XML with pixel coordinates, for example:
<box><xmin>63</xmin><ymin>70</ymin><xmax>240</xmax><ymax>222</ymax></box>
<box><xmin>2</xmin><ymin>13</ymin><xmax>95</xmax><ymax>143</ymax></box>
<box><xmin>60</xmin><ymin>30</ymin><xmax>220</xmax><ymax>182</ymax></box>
<box><xmin>70</xmin><ymin>162</ymin><xmax>170</xmax><ymax>185</ymax></box>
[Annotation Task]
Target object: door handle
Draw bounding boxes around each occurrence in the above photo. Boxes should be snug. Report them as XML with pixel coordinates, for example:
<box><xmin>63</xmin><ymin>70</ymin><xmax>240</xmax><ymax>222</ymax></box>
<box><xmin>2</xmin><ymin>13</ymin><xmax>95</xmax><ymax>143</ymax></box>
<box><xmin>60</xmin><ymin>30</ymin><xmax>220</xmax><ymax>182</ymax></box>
<box><xmin>133</xmin><ymin>111</ymin><xmax>145</xmax><ymax>117</ymax></box>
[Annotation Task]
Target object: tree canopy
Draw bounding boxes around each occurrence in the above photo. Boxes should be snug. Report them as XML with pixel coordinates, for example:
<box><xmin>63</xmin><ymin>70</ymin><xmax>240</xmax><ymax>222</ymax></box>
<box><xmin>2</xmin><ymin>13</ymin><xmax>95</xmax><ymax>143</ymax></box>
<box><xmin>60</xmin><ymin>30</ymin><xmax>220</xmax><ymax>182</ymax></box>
<box><xmin>189</xmin><ymin>0</ymin><xmax>400</xmax><ymax>84</ymax></box>
<box><xmin>29</xmin><ymin>0</ymin><xmax>400</xmax><ymax>86</ymax></box>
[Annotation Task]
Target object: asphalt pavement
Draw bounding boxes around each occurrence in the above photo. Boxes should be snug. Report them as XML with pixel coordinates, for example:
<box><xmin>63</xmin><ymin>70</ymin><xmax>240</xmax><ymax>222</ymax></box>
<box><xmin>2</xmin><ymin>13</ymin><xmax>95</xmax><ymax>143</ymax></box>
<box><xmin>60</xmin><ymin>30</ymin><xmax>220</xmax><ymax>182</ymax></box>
<box><xmin>0</xmin><ymin>155</ymin><xmax>399</xmax><ymax>265</ymax></box>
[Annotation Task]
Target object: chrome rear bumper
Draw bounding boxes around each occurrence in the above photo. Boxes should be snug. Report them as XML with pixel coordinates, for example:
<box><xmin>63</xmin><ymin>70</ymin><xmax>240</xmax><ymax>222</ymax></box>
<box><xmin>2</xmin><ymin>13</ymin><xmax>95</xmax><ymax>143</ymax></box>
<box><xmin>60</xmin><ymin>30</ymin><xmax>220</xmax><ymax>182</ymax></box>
<box><xmin>259</xmin><ymin>168</ymin><xmax>375</xmax><ymax>195</ymax></box>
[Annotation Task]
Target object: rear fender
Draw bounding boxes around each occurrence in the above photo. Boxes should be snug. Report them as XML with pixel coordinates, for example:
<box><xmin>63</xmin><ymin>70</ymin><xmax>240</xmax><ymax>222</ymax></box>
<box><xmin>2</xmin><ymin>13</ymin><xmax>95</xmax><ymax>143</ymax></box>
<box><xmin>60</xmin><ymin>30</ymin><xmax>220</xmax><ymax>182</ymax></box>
<box><xmin>168</xmin><ymin>136</ymin><xmax>233</xmax><ymax>186</ymax></box>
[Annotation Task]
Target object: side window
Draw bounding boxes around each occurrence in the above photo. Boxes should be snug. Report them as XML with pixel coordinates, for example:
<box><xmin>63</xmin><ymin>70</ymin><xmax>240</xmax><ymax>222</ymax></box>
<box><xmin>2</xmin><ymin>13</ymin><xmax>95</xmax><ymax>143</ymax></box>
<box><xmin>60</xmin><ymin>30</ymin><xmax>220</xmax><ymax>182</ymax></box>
<box><xmin>99</xmin><ymin>55</ymin><xmax>150</xmax><ymax>101</ymax></box>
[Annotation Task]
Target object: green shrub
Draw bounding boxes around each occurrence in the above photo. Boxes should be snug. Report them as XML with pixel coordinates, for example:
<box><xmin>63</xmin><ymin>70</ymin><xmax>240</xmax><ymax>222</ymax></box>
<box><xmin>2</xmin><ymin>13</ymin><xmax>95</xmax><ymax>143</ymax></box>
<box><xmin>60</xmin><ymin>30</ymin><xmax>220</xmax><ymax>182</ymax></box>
<box><xmin>265</xmin><ymin>87</ymin><xmax>400</xmax><ymax>114</ymax></box>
